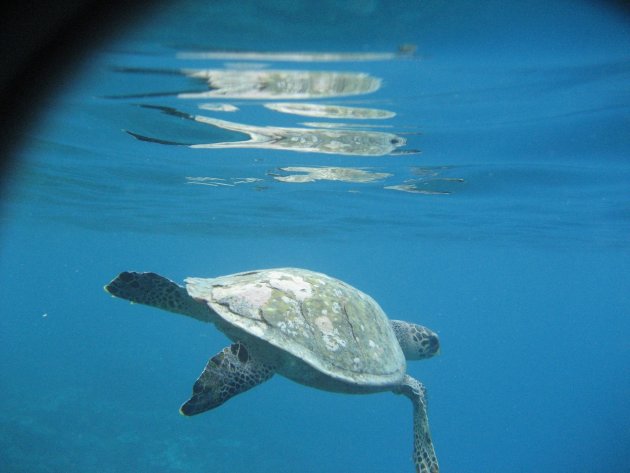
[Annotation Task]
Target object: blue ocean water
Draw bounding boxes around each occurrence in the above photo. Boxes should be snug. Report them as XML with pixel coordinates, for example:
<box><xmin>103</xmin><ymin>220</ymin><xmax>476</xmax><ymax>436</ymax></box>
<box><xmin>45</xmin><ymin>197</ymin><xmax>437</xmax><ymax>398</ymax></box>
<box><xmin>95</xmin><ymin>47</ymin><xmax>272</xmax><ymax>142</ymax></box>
<box><xmin>1</xmin><ymin>1</ymin><xmax>629</xmax><ymax>472</ymax></box>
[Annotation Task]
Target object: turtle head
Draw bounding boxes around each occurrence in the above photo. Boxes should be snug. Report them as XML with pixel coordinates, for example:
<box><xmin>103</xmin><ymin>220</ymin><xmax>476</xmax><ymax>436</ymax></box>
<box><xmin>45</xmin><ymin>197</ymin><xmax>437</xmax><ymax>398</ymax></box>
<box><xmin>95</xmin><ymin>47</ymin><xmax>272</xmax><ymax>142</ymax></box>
<box><xmin>390</xmin><ymin>320</ymin><xmax>440</xmax><ymax>361</ymax></box>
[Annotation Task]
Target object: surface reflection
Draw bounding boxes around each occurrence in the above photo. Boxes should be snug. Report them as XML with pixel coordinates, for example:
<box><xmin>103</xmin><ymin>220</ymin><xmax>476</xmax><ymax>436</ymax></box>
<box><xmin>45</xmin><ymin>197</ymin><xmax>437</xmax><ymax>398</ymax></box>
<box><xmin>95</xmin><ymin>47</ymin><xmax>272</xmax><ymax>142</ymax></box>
<box><xmin>271</xmin><ymin>166</ymin><xmax>392</xmax><ymax>183</ymax></box>
<box><xmin>198</xmin><ymin>103</ymin><xmax>239</xmax><ymax>112</ymax></box>
<box><xmin>128</xmin><ymin>106</ymin><xmax>409</xmax><ymax>156</ymax></box>
<box><xmin>264</xmin><ymin>102</ymin><xmax>395</xmax><ymax>119</ymax></box>
<box><xmin>179</xmin><ymin>69</ymin><xmax>382</xmax><ymax>99</ymax></box>
<box><xmin>176</xmin><ymin>48</ymin><xmax>416</xmax><ymax>62</ymax></box>
<box><xmin>186</xmin><ymin>176</ymin><xmax>263</xmax><ymax>187</ymax></box>
<box><xmin>385</xmin><ymin>167</ymin><xmax>465</xmax><ymax>195</ymax></box>
<box><xmin>115</xmin><ymin>48</ymin><xmax>462</xmax><ymax>194</ymax></box>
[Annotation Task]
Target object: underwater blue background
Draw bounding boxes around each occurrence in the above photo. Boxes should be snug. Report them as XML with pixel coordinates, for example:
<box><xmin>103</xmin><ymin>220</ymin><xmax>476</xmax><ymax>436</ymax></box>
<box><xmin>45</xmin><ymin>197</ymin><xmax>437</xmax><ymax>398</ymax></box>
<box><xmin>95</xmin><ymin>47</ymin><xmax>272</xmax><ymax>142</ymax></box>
<box><xmin>1</xmin><ymin>1</ymin><xmax>629</xmax><ymax>472</ymax></box>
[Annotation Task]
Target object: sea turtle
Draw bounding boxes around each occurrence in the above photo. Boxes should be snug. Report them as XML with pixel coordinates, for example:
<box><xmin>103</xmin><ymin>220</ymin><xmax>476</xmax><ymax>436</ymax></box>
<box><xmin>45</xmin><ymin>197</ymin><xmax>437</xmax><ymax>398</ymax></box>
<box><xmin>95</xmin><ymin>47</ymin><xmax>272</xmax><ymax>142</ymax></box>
<box><xmin>105</xmin><ymin>267</ymin><xmax>440</xmax><ymax>473</ymax></box>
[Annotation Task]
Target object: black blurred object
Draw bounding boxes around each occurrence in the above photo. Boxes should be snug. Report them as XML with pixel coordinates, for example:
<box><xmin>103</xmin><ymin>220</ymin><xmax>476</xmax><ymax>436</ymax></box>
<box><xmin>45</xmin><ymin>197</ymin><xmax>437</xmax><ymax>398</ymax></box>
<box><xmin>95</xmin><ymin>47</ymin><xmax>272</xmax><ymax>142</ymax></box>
<box><xmin>0</xmin><ymin>0</ymin><xmax>157</xmax><ymax>183</ymax></box>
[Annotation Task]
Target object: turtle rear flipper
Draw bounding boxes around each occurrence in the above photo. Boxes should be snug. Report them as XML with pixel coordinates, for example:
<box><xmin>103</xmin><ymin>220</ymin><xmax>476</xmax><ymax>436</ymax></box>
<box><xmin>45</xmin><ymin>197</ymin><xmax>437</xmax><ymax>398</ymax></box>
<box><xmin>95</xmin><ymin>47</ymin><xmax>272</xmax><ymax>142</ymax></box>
<box><xmin>394</xmin><ymin>375</ymin><xmax>439</xmax><ymax>473</ymax></box>
<box><xmin>180</xmin><ymin>342</ymin><xmax>274</xmax><ymax>415</ymax></box>
<box><xmin>105</xmin><ymin>271</ymin><xmax>211</xmax><ymax>322</ymax></box>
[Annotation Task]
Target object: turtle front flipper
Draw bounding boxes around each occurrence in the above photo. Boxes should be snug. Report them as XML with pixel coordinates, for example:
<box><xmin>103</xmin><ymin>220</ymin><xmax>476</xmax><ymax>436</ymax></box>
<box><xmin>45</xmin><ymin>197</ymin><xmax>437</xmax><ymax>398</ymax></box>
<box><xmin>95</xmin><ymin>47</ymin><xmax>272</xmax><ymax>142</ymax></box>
<box><xmin>394</xmin><ymin>375</ymin><xmax>439</xmax><ymax>473</ymax></box>
<box><xmin>105</xmin><ymin>271</ymin><xmax>211</xmax><ymax>322</ymax></box>
<box><xmin>180</xmin><ymin>342</ymin><xmax>274</xmax><ymax>416</ymax></box>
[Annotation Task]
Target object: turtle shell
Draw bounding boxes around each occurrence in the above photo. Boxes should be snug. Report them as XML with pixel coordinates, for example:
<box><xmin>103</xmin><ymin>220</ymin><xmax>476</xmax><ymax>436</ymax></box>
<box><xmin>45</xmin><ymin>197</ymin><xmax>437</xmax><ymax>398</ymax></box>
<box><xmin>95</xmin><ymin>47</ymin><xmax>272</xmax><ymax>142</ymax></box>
<box><xmin>185</xmin><ymin>268</ymin><xmax>405</xmax><ymax>387</ymax></box>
